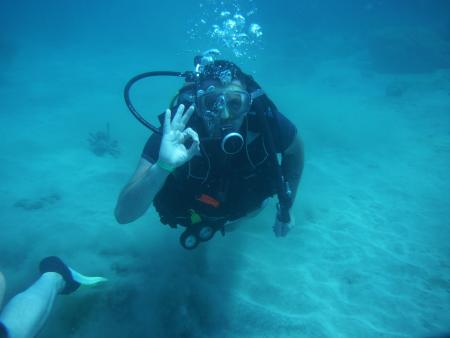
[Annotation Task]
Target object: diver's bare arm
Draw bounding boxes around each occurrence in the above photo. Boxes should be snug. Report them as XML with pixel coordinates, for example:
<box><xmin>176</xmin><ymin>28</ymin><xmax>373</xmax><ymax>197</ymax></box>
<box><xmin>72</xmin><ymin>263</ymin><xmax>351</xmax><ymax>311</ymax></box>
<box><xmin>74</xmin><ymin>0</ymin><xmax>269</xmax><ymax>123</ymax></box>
<box><xmin>115</xmin><ymin>105</ymin><xmax>199</xmax><ymax>224</ymax></box>
<box><xmin>114</xmin><ymin>158</ymin><xmax>170</xmax><ymax>224</ymax></box>
<box><xmin>281</xmin><ymin>136</ymin><xmax>304</xmax><ymax>204</ymax></box>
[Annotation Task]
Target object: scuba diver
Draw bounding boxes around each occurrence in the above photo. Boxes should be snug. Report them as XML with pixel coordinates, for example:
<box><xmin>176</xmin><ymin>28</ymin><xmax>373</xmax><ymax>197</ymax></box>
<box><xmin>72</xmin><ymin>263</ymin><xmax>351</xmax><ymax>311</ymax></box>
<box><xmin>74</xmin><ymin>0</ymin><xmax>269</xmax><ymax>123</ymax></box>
<box><xmin>115</xmin><ymin>51</ymin><xmax>304</xmax><ymax>249</ymax></box>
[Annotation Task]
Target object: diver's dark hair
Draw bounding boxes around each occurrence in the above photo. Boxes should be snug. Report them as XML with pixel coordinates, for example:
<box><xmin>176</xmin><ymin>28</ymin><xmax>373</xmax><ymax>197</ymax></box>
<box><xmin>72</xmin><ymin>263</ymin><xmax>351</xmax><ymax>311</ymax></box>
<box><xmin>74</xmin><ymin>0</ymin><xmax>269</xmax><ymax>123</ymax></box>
<box><xmin>177</xmin><ymin>58</ymin><xmax>277</xmax><ymax>115</ymax></box>
<box><xmin>195</xmin><ymin>59</ymin><xmax>270</xmax><ymax>99</ymax></box>
<box><xmin>198</xmin><ymin>59</ymin><xmax>247</xmax><ymax>85</ymax></box>
<box><xmin>175</xmin><ymin>59</ymin><xmax>249</xmax><ymax>105</ymax></box>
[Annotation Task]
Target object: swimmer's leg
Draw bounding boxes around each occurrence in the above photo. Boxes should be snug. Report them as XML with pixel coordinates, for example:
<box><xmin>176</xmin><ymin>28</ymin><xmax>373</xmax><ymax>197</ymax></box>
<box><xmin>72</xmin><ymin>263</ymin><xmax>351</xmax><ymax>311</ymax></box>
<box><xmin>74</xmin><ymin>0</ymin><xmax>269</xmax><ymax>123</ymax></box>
<box><xmin>0</xmin><ymin>257</ymin><xmax>106</xmax><ymax>338</ymax></box>
<box><xmin>0</xmin><ymin>272</ymin><xmax>64</xmax><ymax>338</ymax></box>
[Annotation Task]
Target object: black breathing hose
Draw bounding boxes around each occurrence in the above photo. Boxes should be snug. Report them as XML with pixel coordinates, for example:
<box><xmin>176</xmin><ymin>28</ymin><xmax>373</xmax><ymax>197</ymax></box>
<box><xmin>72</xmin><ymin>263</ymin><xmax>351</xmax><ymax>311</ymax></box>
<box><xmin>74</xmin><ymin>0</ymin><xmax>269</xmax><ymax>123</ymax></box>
<box><xmin>123</xmin><ymin>71</ymin><xmax>188</xmax><ymax>134</ymax></box>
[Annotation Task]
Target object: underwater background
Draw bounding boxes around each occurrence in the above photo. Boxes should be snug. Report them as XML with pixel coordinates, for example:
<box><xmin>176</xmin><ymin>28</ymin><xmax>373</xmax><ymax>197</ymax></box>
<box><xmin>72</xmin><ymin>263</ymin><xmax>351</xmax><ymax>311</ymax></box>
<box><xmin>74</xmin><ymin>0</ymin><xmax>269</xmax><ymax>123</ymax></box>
<box><xmin>1</xmin><ymin>0</ymin><xmax>449</xmax><ymax>337</ymax></box>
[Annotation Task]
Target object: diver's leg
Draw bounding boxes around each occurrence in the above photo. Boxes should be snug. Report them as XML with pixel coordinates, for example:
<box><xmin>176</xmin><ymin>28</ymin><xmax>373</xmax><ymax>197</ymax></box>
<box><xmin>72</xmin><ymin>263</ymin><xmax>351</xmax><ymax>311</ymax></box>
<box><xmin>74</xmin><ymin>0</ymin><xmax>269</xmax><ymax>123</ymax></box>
<box><xmin>0</xmin><ymin>272</ymin><xmax>64</xmax><ymax>338</ymax></box>
<box><xmin>225</xmin><ymin>198</ymin><xmax>271</xmax><ymax>232</ymax></box>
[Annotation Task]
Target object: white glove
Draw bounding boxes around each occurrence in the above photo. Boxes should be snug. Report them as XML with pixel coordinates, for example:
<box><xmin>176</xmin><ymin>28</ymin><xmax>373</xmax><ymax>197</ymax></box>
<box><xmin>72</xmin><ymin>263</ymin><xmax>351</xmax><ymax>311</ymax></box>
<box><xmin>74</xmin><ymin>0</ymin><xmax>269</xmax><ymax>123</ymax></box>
<box><xmin>158</xmin><ymin>104</ymin><xmax>200</xmax><ymax>169</ymax></box>
<box><xmin>273</xmin><ymin>210</ymin><xmax>295</xmax><ymax>237</ymax></box>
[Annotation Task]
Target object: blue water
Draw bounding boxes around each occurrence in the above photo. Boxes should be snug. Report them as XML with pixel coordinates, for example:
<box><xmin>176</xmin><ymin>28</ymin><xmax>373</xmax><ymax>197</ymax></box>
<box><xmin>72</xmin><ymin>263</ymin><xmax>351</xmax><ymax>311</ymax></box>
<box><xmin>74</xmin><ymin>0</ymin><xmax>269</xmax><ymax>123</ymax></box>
<box><xmin>1</xmin><ymin>1</ymin><xmax>449</xmax><ymax>337</ymax></box>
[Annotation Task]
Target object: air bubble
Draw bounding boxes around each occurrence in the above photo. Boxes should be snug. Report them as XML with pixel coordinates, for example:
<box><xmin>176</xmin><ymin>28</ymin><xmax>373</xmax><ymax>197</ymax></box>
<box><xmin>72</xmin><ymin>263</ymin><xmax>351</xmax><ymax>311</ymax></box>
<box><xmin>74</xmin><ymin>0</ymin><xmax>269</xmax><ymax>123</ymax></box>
<box><xmin>188</xmin><ymin>0</ymin><xmax>263</xmax><ymax>58</ymax></box>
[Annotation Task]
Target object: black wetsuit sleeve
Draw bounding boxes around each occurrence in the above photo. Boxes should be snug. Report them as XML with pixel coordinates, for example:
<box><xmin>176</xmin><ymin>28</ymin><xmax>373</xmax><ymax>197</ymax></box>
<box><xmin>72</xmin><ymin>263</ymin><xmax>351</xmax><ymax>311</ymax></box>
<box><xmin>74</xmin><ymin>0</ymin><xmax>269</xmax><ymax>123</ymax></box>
<box><xmin>267</xmin><ymin>110</ymin><xmax>297</xmax><ymax>153</ymax></box>
<box><xmin>0</xmin><ymin>322</ymin><xmax>9</xmax><ymax>338</ymax></box>
<box><xmin>141</xmin><ymin>133</ymin><xmax>162</xmax><ymax>164</ymax></box>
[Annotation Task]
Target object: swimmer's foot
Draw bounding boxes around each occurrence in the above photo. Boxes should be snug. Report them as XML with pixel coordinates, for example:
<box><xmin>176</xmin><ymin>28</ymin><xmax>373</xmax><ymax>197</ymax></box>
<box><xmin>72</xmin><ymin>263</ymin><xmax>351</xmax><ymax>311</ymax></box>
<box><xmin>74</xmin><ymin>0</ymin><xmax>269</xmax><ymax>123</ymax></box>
<box><xmin>39</xmin><ymin>256</ymin><xmax>107</xmax><ymax>295</ymax></box>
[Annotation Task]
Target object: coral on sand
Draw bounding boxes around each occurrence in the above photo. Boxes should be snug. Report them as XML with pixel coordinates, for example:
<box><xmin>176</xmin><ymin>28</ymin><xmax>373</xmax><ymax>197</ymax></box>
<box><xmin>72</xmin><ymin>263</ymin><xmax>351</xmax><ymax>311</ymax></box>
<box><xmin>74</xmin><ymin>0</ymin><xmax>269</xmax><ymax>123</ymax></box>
<box><xmin>385</xmin><ymin>81</ymin><xmax>408</xmax><ymax>98</ymax></box>
<box><xmin>14</xmin><ymin>193</ymin><xmax>61</xmax><ymax>211</ymax></box>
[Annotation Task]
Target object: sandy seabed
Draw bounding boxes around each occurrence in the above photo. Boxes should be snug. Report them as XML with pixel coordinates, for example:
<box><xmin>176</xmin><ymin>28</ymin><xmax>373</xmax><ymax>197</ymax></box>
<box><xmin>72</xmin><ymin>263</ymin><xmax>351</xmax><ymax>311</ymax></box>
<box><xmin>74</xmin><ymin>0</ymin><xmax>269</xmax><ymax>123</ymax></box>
<box><xmin>0</xmin><ymin>49</ymin><xmax>449</xmax><ymax>338</ymax></box>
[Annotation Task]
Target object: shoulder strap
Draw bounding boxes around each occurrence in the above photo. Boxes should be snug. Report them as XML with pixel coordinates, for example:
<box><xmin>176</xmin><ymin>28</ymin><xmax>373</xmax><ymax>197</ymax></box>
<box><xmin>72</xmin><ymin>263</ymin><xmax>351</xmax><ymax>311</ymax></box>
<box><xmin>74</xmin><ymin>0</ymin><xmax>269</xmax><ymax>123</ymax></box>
<box><xmin>250</xmin><ymin>89</ymin><xmax>293</xmax><ymax>223</ymax></box>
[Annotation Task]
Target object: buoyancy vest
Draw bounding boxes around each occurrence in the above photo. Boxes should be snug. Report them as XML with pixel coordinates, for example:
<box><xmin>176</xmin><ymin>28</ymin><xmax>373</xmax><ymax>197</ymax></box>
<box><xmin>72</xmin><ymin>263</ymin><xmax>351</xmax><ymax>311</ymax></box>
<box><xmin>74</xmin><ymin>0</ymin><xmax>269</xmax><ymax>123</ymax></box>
<box><xmin>153</xmin><ymin>116</ymin><xmax>279</xmax><ymax>228</ymax></box>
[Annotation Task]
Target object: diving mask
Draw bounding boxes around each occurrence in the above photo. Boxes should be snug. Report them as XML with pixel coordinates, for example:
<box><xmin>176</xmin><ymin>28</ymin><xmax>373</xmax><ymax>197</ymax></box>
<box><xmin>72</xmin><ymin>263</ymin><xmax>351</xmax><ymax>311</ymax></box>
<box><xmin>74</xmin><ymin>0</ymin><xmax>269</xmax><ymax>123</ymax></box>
<box><xmin>197</xmin><ymin>89</ymin><xmax>251</xmax><ymax>121</ymax></box>
<box><xmin>196</xmin><ymin>87</ymin><xmax>252</xmax><ymax>154</ymax></box>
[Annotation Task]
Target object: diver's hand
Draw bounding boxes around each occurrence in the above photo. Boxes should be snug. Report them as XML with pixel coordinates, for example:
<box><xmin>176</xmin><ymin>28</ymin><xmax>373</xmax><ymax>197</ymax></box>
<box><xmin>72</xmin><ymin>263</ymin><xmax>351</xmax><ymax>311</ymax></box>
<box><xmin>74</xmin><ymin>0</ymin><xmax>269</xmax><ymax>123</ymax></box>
<box><xmin>158</xmin><ymin>104</ymin><xmax>200</xmax><ymax>169</ymax></box>
<box><xmin>273</xmin><ymin>210</ymin><xmax>295</xmax><ymax>237</ymax></box>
